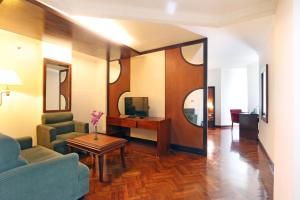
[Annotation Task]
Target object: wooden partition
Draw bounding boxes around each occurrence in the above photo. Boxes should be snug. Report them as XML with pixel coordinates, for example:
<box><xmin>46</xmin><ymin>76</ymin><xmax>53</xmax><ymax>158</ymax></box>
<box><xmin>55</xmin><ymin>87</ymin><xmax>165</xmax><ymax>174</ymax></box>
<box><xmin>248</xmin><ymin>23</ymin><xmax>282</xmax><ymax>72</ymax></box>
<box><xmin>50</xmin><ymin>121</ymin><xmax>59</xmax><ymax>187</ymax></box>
<box><xmin>165</xmin><ymin>43</ymin><xmax>207</xmax><ymax>153</ymax></box>
<box><xmin>107</xmin><ymin>39</ymin><xmax>207</xmax><ymax>154</ymax></box>
<box><xmin>108</xmin><ymin>58</ymin><xmax>130</xmax><ymax>116</ymax></box>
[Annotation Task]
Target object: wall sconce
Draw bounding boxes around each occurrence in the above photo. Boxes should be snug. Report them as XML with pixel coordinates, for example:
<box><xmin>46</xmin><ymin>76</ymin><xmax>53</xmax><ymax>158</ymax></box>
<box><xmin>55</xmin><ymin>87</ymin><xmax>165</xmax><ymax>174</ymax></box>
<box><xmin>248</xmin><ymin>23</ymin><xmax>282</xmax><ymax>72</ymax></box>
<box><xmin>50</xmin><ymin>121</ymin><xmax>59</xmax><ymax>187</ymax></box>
<box><xmin>0</xmin><ymin>69</ymin><xmax>22</xmax><ymax>106</ymax></box>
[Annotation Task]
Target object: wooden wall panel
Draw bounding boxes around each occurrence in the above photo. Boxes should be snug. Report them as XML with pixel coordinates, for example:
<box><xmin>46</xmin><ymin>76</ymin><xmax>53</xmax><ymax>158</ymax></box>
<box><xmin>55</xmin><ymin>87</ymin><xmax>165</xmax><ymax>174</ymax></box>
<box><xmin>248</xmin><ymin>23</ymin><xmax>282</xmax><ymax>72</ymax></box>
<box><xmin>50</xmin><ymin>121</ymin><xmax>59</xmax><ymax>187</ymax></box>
<box><xmin>109</xmin><ymin>58</ymin><xmax>130</xmax><ymax>116</ymax></box>
<box><xmin>165</xmin><ymin>47</ymin><xmax>204</xmax><ymax>149</ymax></box>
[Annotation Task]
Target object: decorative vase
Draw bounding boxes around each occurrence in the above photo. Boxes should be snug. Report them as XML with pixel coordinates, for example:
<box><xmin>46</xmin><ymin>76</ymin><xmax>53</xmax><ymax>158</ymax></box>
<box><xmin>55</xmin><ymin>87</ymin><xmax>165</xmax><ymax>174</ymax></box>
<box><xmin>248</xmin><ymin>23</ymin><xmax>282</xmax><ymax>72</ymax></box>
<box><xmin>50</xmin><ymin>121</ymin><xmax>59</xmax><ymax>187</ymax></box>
<box><xmin>94</xmin><ymin>126</ymin><xmax>98</xmax><ymax>140</ymax></box>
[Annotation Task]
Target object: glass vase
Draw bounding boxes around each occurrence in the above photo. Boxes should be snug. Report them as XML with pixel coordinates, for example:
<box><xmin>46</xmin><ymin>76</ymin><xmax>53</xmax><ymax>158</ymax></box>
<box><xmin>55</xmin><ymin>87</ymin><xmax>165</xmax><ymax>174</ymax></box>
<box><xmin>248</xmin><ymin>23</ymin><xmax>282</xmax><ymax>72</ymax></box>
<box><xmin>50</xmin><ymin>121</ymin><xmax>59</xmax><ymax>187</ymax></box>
<box><xmin>94</xmin><ymin>126</ymin><xmax>98</xmax><ymax>140</ymax></box>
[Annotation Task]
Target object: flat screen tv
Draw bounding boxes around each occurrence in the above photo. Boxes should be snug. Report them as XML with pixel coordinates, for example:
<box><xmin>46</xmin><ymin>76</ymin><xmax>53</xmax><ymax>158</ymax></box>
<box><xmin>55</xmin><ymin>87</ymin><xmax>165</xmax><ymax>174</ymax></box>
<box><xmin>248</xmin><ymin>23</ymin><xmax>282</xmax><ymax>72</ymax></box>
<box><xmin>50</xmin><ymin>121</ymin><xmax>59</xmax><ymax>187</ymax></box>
<box><xmin>125</xmin><ymin>97</ymin><xmax>149</xmax><ymax>117</ymax></box>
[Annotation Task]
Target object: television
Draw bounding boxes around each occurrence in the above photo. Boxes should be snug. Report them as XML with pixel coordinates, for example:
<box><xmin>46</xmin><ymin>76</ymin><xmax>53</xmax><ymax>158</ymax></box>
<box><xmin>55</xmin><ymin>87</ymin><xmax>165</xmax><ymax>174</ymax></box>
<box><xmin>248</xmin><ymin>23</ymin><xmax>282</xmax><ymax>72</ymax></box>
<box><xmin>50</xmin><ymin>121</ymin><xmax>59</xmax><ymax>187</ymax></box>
<box><xmin>125</xmin><ymin>97</ymin><xmax>149</xmax><ymax>117</ymax></box>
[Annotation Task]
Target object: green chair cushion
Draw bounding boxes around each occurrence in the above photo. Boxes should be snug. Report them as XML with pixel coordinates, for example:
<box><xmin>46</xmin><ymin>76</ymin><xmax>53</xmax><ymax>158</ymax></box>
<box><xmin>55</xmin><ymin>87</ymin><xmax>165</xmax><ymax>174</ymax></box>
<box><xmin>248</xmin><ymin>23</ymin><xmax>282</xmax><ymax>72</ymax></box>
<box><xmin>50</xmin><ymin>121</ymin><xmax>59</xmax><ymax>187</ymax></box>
<box><xmin>20</xmin><ymin>146</ymin><xmax>62</xmax><ymax>164</ymax></box>
<box><xmin>49</xmin><ymin>121</ymin><xmax>75</xmax><ymax>135</ymax></box>
<box><xmin>56</xmin><ymin>132</ymin><xmax>86</xmax><ymax>140</ymax></box>
<box><xmin>42</xmin><ymin>112</ymin><xmax>73</xmax><ymax>124</ymax></box>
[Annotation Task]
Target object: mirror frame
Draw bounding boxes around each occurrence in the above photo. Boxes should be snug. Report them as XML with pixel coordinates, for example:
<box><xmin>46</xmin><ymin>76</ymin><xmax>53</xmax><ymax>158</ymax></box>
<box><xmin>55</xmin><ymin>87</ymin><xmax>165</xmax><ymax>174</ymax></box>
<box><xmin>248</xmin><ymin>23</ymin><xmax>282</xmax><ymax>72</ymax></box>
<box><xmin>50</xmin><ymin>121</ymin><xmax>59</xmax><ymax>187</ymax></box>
<box><xmin>260</xmin><ymin>64</ymin><xmax>268</xmax><ymax>123</ymax></box>
<box><xmin>182</xmin><ymin>88</ymin><xmax>205</xmax><ymax>128</ymax></box>
<box><xmin>43</xmin><ymin>58</ymin><xmax>72</xmax><ymax>113</ymax></box>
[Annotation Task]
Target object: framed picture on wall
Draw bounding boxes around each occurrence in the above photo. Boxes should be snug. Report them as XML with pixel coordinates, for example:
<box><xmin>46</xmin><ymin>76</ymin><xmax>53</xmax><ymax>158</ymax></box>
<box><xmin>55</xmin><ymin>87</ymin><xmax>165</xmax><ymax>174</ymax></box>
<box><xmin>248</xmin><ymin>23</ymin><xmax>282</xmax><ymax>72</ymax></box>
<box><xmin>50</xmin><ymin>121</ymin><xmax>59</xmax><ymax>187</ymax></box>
<box><xmin>261</xmin><ymin>64</ymin><xmax>268</xmax><ymax>123</ymax></box>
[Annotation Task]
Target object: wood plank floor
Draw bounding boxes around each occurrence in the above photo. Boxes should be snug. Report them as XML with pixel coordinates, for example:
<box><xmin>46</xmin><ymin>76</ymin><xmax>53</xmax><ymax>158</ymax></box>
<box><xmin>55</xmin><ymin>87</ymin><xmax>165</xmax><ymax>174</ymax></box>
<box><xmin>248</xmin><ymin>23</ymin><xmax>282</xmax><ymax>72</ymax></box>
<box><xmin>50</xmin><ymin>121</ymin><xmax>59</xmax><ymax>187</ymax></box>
<box><xmin>81</xmin><ymin>127</ymin><xmax>273</xmax><ymax>200</ymax></box>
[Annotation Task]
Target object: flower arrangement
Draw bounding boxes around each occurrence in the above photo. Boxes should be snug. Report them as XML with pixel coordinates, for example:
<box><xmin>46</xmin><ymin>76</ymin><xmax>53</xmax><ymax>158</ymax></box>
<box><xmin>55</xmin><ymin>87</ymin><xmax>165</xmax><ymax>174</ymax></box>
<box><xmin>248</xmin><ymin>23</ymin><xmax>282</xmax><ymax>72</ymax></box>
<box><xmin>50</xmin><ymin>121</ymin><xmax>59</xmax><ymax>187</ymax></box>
<box><xmin>91</xmin><ymin>110</ymin><xmax>104</xmax><ymax>140</ymax></box>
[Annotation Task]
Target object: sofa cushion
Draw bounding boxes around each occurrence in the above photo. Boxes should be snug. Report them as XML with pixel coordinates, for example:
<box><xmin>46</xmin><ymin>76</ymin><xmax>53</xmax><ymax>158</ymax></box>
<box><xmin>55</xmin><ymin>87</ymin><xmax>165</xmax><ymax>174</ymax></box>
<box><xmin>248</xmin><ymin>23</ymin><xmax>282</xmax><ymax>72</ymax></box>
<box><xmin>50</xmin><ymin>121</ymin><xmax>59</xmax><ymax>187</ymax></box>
<box><xmin>78</xmin><ymin>162</ymin><xmax>89</xmax><ymax>181</ymax></box>
<box><xmin>20</xmin><ymin>145</ymin><xmax>62</xmax><ymax>164</ymax></box>
<box><xmin>49</xmin><ymin>121</ymin><xmax>75</xmax><ymax>135</ymax></box>
<box><xmin>51</xmin><ymin>140</ymin><xmax>68</xmax><ymax>154</ymax></box>
<box><xmin>56</xmin><ymin>132</ymin><xmax>86</xmax><ymax>140</ymax></box>
<box><xmin>42</xmin><ymin>112</ymin><xmax>73</xmax><ymax>124</ymax></box>
<box><xmin>0</xmin><ymin>133</ymin><xmax>27</xmax><ymax>173</ymax></box>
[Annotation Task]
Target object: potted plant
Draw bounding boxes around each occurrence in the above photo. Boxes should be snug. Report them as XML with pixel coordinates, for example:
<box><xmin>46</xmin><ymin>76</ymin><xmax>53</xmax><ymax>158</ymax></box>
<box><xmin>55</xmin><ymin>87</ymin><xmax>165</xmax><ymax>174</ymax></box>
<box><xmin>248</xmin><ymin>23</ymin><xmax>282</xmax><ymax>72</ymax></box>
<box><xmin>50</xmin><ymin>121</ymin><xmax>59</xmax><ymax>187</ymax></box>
<box><xmin>91</xmin><ymin>110</ymin><xmax>104</xmax><ymax>140</ymax></box>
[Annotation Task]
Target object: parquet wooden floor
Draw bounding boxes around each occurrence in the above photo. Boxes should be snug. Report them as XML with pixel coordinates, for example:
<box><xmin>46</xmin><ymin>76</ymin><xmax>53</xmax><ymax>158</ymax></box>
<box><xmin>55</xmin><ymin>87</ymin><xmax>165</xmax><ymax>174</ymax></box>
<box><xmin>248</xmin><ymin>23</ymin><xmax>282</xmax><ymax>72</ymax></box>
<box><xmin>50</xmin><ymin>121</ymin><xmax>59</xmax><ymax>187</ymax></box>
<box><xmin>81</xmin><ymin>127</ymin><xmax>273</xmax><ymax>200</ymax></box>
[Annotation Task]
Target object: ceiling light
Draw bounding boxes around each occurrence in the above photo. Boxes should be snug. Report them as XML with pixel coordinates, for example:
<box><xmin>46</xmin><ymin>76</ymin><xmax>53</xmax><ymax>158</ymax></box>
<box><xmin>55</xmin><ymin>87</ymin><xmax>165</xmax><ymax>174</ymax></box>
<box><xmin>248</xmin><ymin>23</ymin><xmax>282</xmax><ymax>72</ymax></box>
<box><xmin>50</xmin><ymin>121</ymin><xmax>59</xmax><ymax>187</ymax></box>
<box><xmin>72</xmin><ymin>16</ymin><xmax>134</xmax><ymax>46</ymax></box>
<box><xmin>166</xmin><ymin>0</ymin><xmax>177</xmax><ymax>15</ymax></box>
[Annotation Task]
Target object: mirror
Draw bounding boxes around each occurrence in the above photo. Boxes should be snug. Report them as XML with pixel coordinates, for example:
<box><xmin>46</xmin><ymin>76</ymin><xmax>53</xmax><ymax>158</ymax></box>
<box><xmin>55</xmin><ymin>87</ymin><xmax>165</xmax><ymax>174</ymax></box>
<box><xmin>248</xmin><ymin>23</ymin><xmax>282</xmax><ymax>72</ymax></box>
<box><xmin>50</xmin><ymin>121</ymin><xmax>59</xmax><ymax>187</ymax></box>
<box><xmin>109</xmin><ymin>61</ymin><xmax>121</xmax><ymax>83</ymax></box>
<box><xmin>44</xmin><ymin>59</ymin><xmax>71</xmax><ymax>112</ymax></box>
<box><xmin>183</xmin><ymin>89</ymin><xmax>204</xmax><ymax>127</ymax></box>
<box><xmin>261</xmin><ymin>64</ymin><xmax>268</xmax><ymax>122</ymax></box>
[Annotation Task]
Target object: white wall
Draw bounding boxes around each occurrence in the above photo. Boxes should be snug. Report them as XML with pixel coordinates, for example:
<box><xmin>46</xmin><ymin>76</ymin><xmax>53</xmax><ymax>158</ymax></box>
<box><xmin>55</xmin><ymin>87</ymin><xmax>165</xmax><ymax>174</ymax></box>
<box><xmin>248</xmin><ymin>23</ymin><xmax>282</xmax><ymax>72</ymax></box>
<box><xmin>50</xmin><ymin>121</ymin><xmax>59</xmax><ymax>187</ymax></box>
<box><xmin>208</xmin><ymin>68</ymin><xmax>221</xmax><ymax>125</ymax></box>
<box><xmin>258</xmin><ymin>0</ymin><xmax>300</xmax><ymax>199</ymax></box>
<box><xmin>221</xmin><ymin>67</ymin><xmax>248</xmax><ymax>125</ymax></box>
<box><xmin>247</xmin><ymin>62</ymin><xmax>259</xmax><ymax>113</ymax></box>
<box><xmin>209</xmin><ymin>67</ymin><xmax>252</xmax><ymax>126</ymax></box>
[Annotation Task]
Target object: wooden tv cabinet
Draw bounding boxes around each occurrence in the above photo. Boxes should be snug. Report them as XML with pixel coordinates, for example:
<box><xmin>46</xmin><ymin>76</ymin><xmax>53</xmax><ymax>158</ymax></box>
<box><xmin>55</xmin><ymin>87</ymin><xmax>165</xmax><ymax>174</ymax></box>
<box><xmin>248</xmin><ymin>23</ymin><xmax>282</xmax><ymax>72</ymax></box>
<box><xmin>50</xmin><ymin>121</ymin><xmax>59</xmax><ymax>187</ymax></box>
<box><xmin>106</xmin><ymin>116</ymin><xmax>171</xmax><ymax>156</ymax></box>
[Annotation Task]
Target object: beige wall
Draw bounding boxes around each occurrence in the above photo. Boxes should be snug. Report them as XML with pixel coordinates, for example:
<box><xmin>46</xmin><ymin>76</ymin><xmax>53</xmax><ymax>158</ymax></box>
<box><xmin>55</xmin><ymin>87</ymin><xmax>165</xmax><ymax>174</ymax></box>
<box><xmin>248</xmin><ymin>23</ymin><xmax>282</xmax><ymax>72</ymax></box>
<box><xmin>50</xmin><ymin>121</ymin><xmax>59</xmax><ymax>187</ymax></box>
<box><xmin>118</xmin><ymin>51</ymin><xmax>165</xmax><ymax>141</ymax></box>
<box><xmin>72</xmin><ymin>51</ymin><xmax>107</xmax><ymax>132</ymax></box>
<box><xmin>0</xmin><ymin>29</ymin><xmax>43</xmax><ymax>144</ymax></box>
<box><xmin>0</xmin><ymin>28</ymin><xmax>107</xmax><ymax>143</ymax></box>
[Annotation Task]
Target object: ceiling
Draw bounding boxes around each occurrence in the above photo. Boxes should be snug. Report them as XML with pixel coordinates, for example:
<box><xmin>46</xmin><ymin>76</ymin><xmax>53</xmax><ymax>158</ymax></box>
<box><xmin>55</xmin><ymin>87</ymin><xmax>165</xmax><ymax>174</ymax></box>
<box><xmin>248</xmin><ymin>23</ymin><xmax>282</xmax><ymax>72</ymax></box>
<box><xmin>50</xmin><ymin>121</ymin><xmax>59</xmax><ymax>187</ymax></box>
<box><xmin>37</xmin><ymin>0</ymin><xmax>276</xmax><ymax>69</ymax></box>
<box><xmin>38</xmin><ymin>0</ymin><xmax>277</xmax><ymax>26</ymax></box>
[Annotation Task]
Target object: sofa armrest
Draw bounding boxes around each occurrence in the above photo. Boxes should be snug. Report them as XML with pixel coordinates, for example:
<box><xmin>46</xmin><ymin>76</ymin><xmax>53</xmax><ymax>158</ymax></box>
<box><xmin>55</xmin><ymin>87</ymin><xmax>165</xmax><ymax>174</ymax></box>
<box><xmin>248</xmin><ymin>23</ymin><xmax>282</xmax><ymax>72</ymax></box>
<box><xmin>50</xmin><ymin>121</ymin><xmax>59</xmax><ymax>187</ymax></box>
<box><xmin>36</xmin><ymin>125</ymin><xmax>57</xmax><ymax>149</ymax></box>
<box><xmin>74</xmin><ymin>121</ymin><xmax>89</xmax><ymax>133</ymax></box>
<box><xmin>0</xmin><ymin>153</ymin><xmax>84</xmax><ymax>200</ymax></box>
<box><xmin>16</xmin><ymin>137</ymin><xmax>32</xmax><ymax>150</ymax></box>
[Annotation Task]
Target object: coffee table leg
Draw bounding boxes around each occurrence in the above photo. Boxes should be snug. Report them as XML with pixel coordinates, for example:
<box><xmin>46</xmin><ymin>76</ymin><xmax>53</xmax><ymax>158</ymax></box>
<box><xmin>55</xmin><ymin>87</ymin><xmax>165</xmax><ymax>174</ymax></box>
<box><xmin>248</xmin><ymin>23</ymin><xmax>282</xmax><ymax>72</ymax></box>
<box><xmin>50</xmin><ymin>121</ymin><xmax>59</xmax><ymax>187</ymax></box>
<box><xmin>120</xmin><ymin>146</ymin><xmax>126</xmax><ymax>168</ymax></box>
<box><xmin>98</xmin><ymin>155</ymin><xmax>104</xmax><ymax>182</ymax></box>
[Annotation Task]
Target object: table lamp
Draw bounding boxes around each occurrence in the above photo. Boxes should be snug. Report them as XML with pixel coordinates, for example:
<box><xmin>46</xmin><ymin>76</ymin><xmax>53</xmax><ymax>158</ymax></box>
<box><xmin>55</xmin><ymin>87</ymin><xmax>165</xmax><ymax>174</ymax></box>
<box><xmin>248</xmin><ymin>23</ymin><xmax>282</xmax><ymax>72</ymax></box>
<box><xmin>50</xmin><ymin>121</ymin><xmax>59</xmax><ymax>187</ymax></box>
<box><xmin>0</xmin><ymin>69</ymin><xmax>22</xmax><ymax>106</ymax></box>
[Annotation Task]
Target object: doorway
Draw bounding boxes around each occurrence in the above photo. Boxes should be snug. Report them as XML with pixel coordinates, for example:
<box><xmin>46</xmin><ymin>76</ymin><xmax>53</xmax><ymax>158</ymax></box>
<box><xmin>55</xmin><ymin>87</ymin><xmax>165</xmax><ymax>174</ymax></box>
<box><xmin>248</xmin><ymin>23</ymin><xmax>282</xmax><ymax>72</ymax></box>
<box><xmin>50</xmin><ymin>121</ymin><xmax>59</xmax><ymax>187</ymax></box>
<box><xmin>208</xmin><ymin>86</ymin><xmax>215</xmax><ymax>128</ymax></box>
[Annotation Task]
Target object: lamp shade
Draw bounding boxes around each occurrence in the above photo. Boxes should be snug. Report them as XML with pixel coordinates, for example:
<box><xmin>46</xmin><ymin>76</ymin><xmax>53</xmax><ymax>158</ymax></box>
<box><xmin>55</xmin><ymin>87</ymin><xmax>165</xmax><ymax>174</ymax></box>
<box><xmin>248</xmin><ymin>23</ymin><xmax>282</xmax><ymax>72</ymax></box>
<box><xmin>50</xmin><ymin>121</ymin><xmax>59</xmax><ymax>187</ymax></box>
<box><xmin>0</xmin><ymin>69</ymin><xmax>22</xmax><ymax>85</ymax></box>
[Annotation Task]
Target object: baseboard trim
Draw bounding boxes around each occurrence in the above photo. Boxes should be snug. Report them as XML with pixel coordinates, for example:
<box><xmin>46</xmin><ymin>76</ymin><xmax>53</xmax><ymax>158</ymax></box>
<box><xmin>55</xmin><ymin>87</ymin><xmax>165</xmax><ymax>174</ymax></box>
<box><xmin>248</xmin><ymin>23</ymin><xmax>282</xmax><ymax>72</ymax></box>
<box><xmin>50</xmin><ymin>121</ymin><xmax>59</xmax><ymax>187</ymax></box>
<box><xmin>126</xmin><ymin>136</ymin><xmax>205</xmax><ymax>155</ymax></box>
<box><xmin>215</xmin><ymin>125</ymin><xmax>232</xmax><ymax>128</ymax></box>
<box><xmin>170</xmin><ymin>144</ymin><xmax>205</xmax><ymax>155</ymax></box>
<box><xmin>258</xmin><ymin>139</ymin><xmax>274</xmax><ymax>174</ymax></box>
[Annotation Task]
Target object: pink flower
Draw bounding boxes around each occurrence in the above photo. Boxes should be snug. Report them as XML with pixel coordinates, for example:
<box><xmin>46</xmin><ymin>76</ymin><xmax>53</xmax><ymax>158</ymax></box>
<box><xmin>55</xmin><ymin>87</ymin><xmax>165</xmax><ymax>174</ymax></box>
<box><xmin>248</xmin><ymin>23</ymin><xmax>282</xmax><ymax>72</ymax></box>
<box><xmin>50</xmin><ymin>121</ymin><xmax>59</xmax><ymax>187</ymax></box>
<box><xmin>91</xmin><ymin>110</ymin><xmax>104</xmax><ymax>126</ymax></box>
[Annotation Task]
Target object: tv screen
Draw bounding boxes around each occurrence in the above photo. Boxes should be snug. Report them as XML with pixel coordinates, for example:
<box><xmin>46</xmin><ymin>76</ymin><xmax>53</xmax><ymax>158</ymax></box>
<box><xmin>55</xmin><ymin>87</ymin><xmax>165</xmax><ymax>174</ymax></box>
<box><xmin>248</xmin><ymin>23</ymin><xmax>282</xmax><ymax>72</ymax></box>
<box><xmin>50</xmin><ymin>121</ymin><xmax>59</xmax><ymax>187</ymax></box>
<box><xmin>125</xmin><ymin>97</ymin><xmax>149</xmax><ymax>117</ymax></box>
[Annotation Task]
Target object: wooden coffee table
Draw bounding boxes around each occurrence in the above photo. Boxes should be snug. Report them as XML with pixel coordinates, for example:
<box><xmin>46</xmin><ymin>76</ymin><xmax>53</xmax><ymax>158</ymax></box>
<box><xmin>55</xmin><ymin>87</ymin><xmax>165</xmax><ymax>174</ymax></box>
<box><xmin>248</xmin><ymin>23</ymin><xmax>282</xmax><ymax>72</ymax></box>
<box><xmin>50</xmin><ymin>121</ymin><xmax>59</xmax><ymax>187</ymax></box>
<box><xmin>66</xmin><ymin>133</ymin><xmax>127</xmax><ymax>182</ymax></box>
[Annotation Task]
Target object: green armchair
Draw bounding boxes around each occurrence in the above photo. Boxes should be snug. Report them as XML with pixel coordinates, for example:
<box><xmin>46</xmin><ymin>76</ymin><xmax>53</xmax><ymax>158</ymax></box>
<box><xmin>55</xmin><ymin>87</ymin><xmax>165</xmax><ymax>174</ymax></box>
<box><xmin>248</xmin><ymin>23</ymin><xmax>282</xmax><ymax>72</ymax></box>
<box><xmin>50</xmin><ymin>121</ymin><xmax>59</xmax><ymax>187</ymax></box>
<box><xmin>37</xmin><ymin>112</ymin><xmax>89</xmax><ymax>154</ymax></box>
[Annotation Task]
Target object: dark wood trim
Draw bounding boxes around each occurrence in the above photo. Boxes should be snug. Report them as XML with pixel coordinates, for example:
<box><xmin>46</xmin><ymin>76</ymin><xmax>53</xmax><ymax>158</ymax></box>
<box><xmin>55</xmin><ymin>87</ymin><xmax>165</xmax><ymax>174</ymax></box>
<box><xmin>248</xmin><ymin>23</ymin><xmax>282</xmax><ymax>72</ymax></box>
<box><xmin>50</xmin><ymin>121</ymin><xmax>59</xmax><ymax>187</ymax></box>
<box><xmin>126</xmin><ymin>136</ymin><xmax>205</xmax><ymax>155</ymax></box>
<box><xmin>203</xmin><ymin>38</ymin><xmax>208</xmax><ymax>156</ymax></box>
<box><xmin>106</xmin><ymin>44</ymin><xmax>110</xmax><ymax>116</ymax></box>
<box><xmin>261</xmin><ymin>64</ymin><xmax>269</xmax><ymax>123</ymax></box>
<box><xmin>170</xmin><ymin>144</ymin><xmax>205</xmax><ymax>155</ymax></box>
<box><xmin>215</xmin><ymin>125</ymin><xmax>232</xmax><ymax>128</ymax></box>
<box><xmin>140</xmin><ymin>38</ymin><xmax>207</xmax><ymax>55</ymax></box>
<box><xmin>43</xmin><ymin>58</ymin><xmax>72</xmax><ymax>113</ymax></box>
<box><xmin>258</xmin><ymin>139</ymin><xmax>274</xmax><ymax>174</ymax></box>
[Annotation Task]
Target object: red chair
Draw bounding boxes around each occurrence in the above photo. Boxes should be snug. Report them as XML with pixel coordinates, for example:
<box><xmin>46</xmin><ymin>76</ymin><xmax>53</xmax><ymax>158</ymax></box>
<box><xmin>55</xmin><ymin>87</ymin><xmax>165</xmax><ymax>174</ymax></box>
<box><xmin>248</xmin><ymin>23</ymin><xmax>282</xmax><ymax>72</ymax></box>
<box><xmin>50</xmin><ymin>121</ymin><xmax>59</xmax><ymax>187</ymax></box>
<box><xmin>230</xmin><ymin>109</ymin><xmax>242</xmax><ymax>129</ymax></box>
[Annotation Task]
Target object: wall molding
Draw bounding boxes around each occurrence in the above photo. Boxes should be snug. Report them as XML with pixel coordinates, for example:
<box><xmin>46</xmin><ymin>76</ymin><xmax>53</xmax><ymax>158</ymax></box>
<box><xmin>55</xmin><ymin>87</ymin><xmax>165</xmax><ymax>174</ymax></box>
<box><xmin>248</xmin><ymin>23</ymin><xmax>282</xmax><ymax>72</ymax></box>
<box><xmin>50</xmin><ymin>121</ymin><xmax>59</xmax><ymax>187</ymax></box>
<box><xmin>258</xmin><ymin>139</ymin><xmax>274</xmax><ymax>174</ymax></box>
<box><xmin>126</xmin><ymin>136</ymin><xmax>205</xmax><ymax>155</ymax></box>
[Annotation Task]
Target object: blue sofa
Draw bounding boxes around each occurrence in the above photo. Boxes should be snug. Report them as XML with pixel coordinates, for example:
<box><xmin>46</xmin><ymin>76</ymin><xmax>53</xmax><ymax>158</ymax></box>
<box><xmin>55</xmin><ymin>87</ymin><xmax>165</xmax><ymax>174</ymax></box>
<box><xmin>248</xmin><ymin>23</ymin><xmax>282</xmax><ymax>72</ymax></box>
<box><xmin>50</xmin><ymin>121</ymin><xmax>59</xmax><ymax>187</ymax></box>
<box><xmin>0</xmin><ymin>133</ymin><xmax>89</xmax><ymax>200</ymax></box>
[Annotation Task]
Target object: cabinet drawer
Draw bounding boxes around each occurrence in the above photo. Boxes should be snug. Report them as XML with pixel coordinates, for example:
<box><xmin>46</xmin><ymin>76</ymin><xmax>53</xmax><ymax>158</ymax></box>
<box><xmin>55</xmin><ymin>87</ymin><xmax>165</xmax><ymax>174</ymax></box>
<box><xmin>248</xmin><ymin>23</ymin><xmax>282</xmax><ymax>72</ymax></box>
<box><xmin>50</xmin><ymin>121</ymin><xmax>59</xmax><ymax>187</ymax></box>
<box><xmin>121</xmin><ymin>119</ymin><xmax>136</xmax><ymax>128</ymax></box>
<box><xmin>137</xmin><ymin>121</ymin><xmax>158</xmax><ymax>130</ymax></box>
<box><xmin>107</xmin><ymin>117</ymin><xmax>121</xmax><ymax>126</ymax></box>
